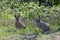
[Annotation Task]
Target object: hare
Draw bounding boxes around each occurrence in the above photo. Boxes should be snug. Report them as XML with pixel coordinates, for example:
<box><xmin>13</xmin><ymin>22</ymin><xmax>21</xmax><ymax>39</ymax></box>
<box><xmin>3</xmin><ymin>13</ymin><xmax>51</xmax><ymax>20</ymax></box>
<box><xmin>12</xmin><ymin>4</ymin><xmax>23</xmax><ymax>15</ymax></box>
<box><xmin>36</xmin><ymin>15</ymin><xmax>50</xmax><ymax>33</ymax></box>
<box><xmin>15</xmin><ymin>14</ymin><xmax>26</xmax><ymax>29</ymax></box>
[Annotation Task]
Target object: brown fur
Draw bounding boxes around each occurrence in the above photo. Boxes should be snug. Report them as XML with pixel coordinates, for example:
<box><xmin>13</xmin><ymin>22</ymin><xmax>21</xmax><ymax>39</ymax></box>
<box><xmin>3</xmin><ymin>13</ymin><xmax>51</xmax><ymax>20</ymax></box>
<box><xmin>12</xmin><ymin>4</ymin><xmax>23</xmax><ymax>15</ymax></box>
<box><xmin>15</xmin><ymin>14</ymin><xmax>26</xmax><ymax>29</ymax></box>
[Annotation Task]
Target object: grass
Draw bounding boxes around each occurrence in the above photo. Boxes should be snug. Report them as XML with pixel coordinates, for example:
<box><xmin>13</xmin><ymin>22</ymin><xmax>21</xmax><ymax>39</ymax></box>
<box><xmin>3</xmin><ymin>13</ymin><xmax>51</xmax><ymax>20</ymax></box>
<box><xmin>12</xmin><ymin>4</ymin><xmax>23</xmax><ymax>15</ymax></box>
<box><xmin>0</xmin><ymin>24</ymin><xmax>60</xmax><ymax>40</ymax></box>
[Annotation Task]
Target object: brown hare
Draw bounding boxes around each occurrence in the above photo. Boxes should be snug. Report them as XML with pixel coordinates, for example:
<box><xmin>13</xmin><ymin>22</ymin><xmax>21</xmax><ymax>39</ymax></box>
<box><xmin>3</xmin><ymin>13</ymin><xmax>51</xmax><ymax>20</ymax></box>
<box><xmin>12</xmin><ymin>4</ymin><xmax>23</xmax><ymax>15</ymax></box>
<box><xmin>15</xmin><ymin>14</ymin><xmax>26</xmax><ymax>29</ymax></box>
<box><xmin>36</xmin><ymin>15</ymin><xmax>50</xmax><ymax>33</ymax></box>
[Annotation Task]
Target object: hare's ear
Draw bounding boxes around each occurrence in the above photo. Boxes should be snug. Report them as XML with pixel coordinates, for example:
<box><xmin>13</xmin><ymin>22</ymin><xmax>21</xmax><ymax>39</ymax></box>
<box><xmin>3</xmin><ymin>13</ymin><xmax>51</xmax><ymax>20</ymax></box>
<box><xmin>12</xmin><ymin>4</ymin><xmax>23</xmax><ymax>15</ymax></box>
<box><xmin>38</xmin><ymin>15</ymin><xmax>40</xmax><ymax>20</ymax></box>
<box><xmin>39</xmin><ymin>15</ymin><xmax>40</xmax><ymax>18</ymax></box>
<box><xmin>14</xmin><ymin>13</ymin><xmax>17</xmax><ymax>18</ymax></box>
<box><xmin>15</xmin><ymin>15</ymin><xmax>16</xmax><ymax>18</ymax></box>
<box><xmin>18</xmin><ymin>13</ymin><xmax>20</xmax><ymax>17</ymax></box>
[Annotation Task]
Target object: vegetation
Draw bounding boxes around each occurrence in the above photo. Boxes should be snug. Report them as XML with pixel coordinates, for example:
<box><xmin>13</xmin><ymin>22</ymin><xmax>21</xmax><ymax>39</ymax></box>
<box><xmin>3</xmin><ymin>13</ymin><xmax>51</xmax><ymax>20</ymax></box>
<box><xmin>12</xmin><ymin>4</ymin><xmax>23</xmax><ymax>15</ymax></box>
<box><xmin>0</xmin><ymin>0</ymin><xmax>60</xmax><ymax>40</ymax></box>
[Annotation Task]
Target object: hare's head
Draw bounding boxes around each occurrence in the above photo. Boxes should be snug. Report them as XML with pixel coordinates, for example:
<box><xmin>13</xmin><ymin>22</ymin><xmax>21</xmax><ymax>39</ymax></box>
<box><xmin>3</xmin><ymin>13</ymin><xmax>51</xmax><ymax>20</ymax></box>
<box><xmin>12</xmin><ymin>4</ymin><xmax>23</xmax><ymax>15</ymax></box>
<box><xmin>15</xmin><ymin>14</ymin><xmax>20</xmax><ymax>21</ymax></box>
<box><xmin>38</xmin><ymin>15</ymin><xmax>40</xmax><ymax>20</ymax></box>
<box><xmin>36</xmin><ymin>15</ymin><xmax>40</xmax><ymax>22</ymax></box>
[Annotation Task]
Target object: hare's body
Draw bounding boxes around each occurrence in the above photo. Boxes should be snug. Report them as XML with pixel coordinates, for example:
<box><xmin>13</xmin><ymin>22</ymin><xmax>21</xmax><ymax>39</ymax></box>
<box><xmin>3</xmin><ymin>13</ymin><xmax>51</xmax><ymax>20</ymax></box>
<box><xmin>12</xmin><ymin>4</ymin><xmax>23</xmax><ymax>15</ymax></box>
<box><xmin>15</xmin><ymin>14</ymin><xmax>26</xmax><ymax>29</ymax></box>
<box><xmin>15</xmin><ymin>20</ymin><xmax>25</xmax><ymax>29</ymax></box>
<box><xmin>36</xmin><ymin>21</ymin><xmax>50</xmax><ymax>32</ymax></box>
<box><xmin>36</xmin><ymin>15</ymin><xmax>50</xmax><ymax>33</ymax></box>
